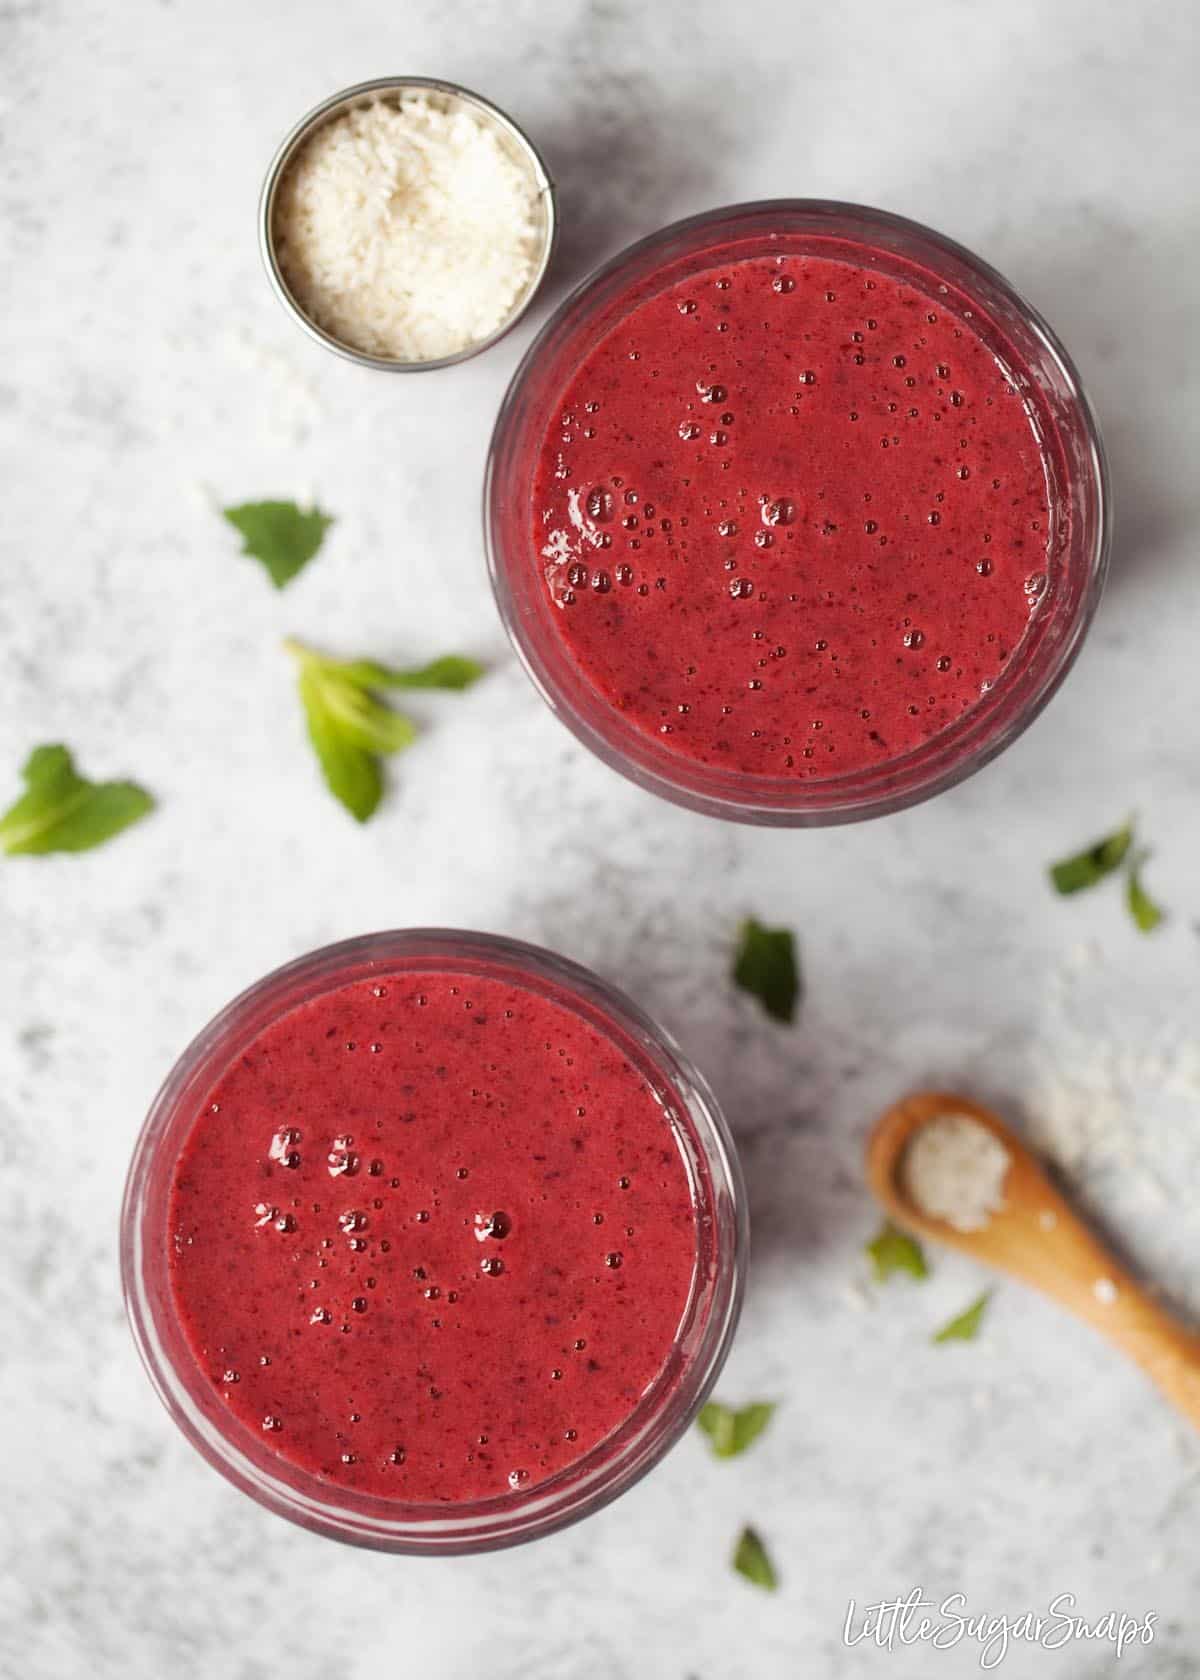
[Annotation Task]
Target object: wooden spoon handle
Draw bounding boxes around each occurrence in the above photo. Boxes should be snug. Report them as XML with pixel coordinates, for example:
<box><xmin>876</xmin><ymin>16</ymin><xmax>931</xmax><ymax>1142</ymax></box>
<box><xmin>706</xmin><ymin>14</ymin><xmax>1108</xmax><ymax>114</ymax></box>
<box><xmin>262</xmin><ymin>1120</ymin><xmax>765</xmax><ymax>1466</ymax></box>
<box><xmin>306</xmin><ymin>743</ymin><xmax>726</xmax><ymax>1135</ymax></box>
<box><xmin>1087</xmin><ymin>1286</ymin><xmax>1200</xmax><ymax>1429</ymax></box>
<box><xmin>1149</xmin><ymin>1358</ymin><xmax>1200</xmax><ymax>1430</ymax></box>
<box><xmin>981</xmin><ymin>1189</ymin><xmax>1200</xmax><ymax>1428</ymax></box>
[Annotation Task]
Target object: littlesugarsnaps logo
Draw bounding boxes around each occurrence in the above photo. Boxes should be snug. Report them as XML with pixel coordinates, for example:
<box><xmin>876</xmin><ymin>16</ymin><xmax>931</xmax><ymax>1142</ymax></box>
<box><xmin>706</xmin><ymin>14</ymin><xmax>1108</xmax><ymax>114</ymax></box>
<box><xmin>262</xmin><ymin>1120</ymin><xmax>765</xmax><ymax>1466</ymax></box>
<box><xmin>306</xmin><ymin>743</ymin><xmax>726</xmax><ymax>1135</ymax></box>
<box><xmin>842</xmin><ymin>1590</ymin><xmax>1157</xmax><ymax>1669</ymax></box>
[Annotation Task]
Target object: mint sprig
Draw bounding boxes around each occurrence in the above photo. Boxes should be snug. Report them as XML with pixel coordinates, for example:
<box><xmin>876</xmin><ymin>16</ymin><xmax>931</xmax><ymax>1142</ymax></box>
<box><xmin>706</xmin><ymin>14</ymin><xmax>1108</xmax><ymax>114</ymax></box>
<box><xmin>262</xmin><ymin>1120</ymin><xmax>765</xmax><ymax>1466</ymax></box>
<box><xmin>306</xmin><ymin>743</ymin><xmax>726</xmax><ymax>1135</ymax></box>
<box><xmin>1048</xmin><ymin>820</ymin><xmax>1133</xmax><ymax>895</ymax></box>
<box><xmin>1126</xmin><ymin>851</ymin><xmax>1164</xmax><ymax>933</ymax></box>
<box><xmin>932</xmin><ymin>1289</ymin><xmax>992</xmax><ymax>1345</ymax></box>
<box><xmin>732</xmin><ymin>1526</ymin><xmax>778</xmax><ymax>1591</ymax></box>
<box><xmin>328</xmin><ymin>653</ymin><xmax>485</xmax><ymax>692</ymax></box>
<box><xmin>732</xmin><ymin>917</ymin><xmax>800</xmax><ymax>1024</ymax></box>
<box><xmin>865</xmin><ymin>1220</ymin><xmax>929</xmax><ymax>1283</ymax></box>
<box><xmin>223</xmin><ymin>500</ymin><xmax>333</xmax><ymax>589</ymax></box>
<box><xmin>0</xmin><ymin>745</ymin><xmax>153</xmax><ymax>856</ymax></box>
<box><xmin>697</xmin><ymin>1400</ymin><xmax>775</xmax><ymax>1459</ymax></box>
<box><xmin>1048</xmin><ymin>819</ymin><xmax>1167</xmax><ymax>932</ymax></box>
<box><xmin>285</xmin><ymin>640</ymin><xmax>483</xmax><ymax>822</ymax></box>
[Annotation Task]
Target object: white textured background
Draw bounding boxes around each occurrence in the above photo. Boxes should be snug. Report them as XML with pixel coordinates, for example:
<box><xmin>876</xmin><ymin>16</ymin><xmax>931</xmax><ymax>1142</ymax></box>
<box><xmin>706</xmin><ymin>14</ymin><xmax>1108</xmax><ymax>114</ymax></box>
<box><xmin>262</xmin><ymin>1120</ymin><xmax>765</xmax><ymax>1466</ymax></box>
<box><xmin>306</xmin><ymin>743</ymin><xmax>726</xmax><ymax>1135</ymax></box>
<box><xmin>2</xmin><ymin>1</ymin><xmax>1199</xmax><ymax>1676</ymax></box>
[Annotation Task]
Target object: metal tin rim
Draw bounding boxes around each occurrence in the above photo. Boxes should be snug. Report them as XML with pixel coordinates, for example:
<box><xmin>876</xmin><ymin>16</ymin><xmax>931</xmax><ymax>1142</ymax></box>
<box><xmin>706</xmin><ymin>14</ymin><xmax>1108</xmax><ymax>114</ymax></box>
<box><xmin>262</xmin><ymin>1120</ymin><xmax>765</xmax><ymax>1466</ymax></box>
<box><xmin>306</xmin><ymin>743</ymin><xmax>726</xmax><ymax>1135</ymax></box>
<box><xmin>258</xmin><ymin>77</ymin><xmax>558</xmax><ymax>372</ymax></box>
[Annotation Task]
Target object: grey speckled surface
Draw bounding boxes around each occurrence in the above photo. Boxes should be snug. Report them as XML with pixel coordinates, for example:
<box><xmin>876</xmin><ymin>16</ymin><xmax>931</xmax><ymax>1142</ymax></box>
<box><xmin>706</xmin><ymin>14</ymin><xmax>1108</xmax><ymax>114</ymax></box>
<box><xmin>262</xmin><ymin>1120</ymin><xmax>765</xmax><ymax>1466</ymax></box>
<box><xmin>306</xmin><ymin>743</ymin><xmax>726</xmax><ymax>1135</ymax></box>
<box><xmin>3</xmin><ymin>0</ymin><xmax>1200</xmax><ymax>1675</ymax></box>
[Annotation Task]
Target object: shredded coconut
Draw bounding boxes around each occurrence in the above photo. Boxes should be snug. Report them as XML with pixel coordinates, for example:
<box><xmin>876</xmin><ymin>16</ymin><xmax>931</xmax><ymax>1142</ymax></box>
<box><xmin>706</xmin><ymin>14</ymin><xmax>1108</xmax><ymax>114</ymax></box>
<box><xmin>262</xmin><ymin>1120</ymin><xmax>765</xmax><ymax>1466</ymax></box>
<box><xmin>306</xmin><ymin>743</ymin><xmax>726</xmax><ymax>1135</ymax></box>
<box><xmin>1028</xmin><ymin>942</ymin><xmax>1200</xmax><ymax>1209</ymax></box>
<box><xmin>903</xmin><ymin>1113</ymin><xmax>1011</xmax><ymax>1232</ymax></box>
<box><xmin>274</xmin><ymin>94</ymin><xmax>544</xmax><ymax>362</ymax></box>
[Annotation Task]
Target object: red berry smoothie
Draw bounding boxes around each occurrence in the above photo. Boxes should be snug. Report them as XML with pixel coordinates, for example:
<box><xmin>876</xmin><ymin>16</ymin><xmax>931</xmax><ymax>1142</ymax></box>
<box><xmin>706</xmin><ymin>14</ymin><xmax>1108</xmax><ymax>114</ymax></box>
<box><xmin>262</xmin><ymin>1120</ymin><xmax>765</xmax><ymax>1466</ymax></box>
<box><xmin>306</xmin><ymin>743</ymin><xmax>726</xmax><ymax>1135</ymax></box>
<box><xmin>166</xmin><ymin>965</ymin><xmax>699</xmax><ymax>1504</ymax></box>
<box><xmin>530</xmin><ymin>239</ymin><xmax>1061</xmax><ymax>779</ymax></box>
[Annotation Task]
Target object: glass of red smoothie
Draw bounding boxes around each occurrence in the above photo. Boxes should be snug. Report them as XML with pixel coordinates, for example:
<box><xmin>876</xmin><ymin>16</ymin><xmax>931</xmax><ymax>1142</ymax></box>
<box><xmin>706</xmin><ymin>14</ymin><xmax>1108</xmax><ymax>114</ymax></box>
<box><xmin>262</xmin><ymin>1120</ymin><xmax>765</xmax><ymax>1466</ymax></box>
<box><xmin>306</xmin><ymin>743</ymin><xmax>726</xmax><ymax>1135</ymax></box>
<box><xmin>122</xmin><ymin>930</ymin><xmax>745</xmax><ymax>1552</ymax></box>
<box><xmin>486</xmin><ymin>201</ymin><xmax>1109</xmax><ymax>823</ymax></box>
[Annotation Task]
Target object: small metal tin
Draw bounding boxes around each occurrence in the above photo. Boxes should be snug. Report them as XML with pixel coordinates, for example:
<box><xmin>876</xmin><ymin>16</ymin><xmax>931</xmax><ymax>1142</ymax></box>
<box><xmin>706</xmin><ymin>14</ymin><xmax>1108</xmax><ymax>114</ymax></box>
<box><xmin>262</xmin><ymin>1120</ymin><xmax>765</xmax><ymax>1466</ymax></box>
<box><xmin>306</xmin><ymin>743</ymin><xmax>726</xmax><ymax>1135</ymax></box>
<box><xmin>258</xmin><ymin>77</ymin><xmax>558</xmax><ymax>372</ymax></box>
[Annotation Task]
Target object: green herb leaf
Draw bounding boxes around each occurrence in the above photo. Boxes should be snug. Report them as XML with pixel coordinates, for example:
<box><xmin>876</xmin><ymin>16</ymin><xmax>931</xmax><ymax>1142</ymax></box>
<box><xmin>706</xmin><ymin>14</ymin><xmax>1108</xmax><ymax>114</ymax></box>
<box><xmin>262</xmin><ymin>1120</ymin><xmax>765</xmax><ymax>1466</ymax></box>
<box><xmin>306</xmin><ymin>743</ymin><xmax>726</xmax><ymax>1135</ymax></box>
<box><xmin>732</xmin><ymin>917</ymin><xmax>800</xmax><ymax>1024</ymax></box>
<box><xmin>364</xmin><ymin>653</ymin><xmax>486</xmax><ymax>692</ymax></box>
<box><xmin>932</xmin><ymin>1289</ymin><xmax>992</xmax><ymax>1345</ymax></box>
<box><xmin>287</xmin><ymin>640</ymin><xmax>419</xmax><ymax>822</ymax></box>
<box><xmin>697</xmin><ymin>1401</ymin><xmax>775</xmax><ymax>1459</ymax></box>
<box><xmin>314</xmin><ymin>652</ymin><xmax>486</xmax><ymax>694</ymax></box>
<box><xmin>1049</xmin><ymin>820</ymin><xmax>1134</xmax><ymax>895</ymax></box>
<box><xmin>865</xmin><ymin>1220</ymin><xmax>929</xmax><ymax>1283</ymax></box>
<box><xmin>732</xmin><ymin>1526</ymin><xmax>778</xmax><ymax>1592</ymax></box>
<box><xmin>223</xmin><ymin>500</ymin><xmax>333</xmax><ymax>589</ymax></box>
<box><xmin>1126</xmin><ymin>850</ymin><xmax>1164</xmax><ymax>933</ymax></box>
<box><xmin>0</xmin><ymin>744</ymin><xmax>153</xmax><ymax>856</ymax></box>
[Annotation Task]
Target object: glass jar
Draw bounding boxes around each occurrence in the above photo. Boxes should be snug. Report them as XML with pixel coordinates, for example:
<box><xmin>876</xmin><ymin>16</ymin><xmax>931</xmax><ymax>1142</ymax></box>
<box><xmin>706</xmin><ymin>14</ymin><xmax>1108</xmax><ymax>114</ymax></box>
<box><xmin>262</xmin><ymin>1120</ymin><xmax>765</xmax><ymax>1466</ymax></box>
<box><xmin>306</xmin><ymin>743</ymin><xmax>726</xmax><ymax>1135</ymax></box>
<box><xmin>486</xmin><ymin>200</ymin><xmax>1109</xmax><ymax>824</ymax></box>
<box><xmin>121</xmin><ymin>930</ymin><xmax>746</xmax><ymax>1552</ymax></box>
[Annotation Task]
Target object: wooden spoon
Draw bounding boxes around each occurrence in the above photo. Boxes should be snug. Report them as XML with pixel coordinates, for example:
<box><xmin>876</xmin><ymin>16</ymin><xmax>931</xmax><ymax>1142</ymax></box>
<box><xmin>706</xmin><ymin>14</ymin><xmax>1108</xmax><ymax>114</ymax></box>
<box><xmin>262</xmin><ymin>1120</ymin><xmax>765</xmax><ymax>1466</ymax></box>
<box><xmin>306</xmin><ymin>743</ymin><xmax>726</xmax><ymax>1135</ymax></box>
<box><xmin>866</xmin><ymin>1089</ymin><xmax>1200</xmax><ymax>1428</ymax></box>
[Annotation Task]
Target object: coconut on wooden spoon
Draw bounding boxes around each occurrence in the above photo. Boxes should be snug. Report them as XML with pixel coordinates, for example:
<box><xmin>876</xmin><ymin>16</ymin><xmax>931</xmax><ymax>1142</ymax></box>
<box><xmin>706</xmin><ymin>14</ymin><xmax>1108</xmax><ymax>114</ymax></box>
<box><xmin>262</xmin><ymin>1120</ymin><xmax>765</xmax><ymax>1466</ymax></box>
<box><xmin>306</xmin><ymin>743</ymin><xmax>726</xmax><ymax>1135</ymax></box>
<box><xmin>867</xmin><ymin>1090</ymin><xmax>1200</xmax><ymax>1428</ymax></box>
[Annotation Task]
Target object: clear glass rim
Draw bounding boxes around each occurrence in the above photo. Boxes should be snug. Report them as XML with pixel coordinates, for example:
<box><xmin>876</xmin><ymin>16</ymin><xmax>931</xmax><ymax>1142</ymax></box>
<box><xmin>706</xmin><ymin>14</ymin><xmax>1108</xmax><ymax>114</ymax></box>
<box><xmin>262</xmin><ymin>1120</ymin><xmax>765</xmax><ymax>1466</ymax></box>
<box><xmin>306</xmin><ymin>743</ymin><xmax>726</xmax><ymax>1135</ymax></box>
<box><xmin>120</xmin><ymin>929</ymin><xmax>747</xmax><ymax>1553</ymax></box>
<box><xmin>485</xmin><ymin>198</ymin><xmax>1111</xmax><ymax>825</ymax></box>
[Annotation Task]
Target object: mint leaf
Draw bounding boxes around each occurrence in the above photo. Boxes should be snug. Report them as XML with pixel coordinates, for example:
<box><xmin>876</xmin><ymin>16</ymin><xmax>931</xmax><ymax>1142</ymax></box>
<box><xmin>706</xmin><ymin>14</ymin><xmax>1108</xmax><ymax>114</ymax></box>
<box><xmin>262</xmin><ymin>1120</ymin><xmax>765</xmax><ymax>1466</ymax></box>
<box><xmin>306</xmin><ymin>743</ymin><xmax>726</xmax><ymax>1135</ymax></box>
<box><xmin>866</xmin><ymin>1220</ymin><xmax>929</xmax><ymax>1283</ymax></box>
<box><xmin>697</xmin><ymin>1401</ymin><xmax>775</xmax><ymax>1459</ymax></box>
<box><xmin>317</xmin><ymin>653</ymin><xmax>486</xmax><ymax>693</ymax></box>
<box><xmin>1049</xmin><ymin>820</ymin><xmax>1134</xmax><ymax>895</ymax></box>
<box><xmin>0</xmin><ymin>744</ymin><xmax>153</xmax><ymax>856</ymax></box>
<box><xmin>732</xmin><ymin>1526</ymin><xmax>778</xmax><ymax>1592</ymax></box>
<box><xmin>1126</xmin><ymin>851</ymin><xmax>1164</xmax><ymax>933</ymax></box>
<box><xmin>287</xmin><ymin>640</ymin><xmax>419</xmax><ymax>822</ymax></box>
<box><xmin>732</xmin><ymin>918</ymin><xmax>800</xmax><ymax>1024</ymax></box>
<box><xmin>369</xmin><ymin>654</ymin><xmax>485</xmax><ymax>691</ymax></box>
<box><xmin>932</xmin><ymin>1289</ymin><xmax>992</xmax><ymax>1345</ymax></box>
<box><xmin>223</xmin><ymin>501</ymin><xmax>333</xmax><ymax>589</ymax></box>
